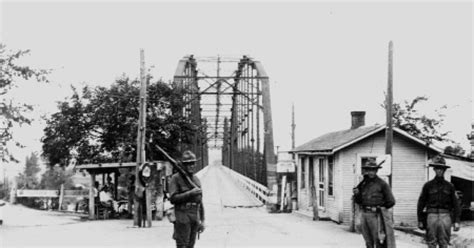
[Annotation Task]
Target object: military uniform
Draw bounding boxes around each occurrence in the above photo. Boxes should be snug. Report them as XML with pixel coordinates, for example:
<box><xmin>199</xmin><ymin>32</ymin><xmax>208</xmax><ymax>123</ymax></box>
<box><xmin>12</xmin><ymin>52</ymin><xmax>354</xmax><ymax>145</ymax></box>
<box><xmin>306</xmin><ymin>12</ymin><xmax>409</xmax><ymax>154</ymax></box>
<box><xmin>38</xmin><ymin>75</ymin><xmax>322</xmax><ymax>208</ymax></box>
<box><xmin>417</xmin><ymin>156</ymin><xmax>460</xmax><ymax>248</ymax></box>
<box><xmin>354</xmin><ymin>159</ymin><xmax>396</xmax><ymax>248</ymax></box>
<box><xmin>169</xmin><ymin>151</ymin><xmax>205</xmax><ymax>248</ymax></box>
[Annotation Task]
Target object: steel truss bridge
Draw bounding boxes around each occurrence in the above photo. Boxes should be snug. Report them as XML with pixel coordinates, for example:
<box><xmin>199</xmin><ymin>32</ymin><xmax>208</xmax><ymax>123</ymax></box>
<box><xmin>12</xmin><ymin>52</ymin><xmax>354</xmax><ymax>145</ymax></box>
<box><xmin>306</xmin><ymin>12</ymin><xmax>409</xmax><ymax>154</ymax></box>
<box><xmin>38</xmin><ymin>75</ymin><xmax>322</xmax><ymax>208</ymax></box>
<box><xmin>173</xmin><ymin>55</ymin><xmax>276</xmax><ymax>189</ymax></box>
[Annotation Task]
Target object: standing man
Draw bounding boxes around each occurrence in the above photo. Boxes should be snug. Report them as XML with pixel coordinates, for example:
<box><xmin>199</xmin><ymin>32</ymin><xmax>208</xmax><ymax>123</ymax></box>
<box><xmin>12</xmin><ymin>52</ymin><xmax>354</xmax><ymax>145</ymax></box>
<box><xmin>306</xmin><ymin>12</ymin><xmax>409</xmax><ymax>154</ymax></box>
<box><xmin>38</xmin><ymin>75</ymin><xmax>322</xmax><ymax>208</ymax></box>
<box><xmin>353</xmin><ymin>158</ymin><xmax>396</xmax><ymax>248</ymax></box>
<box><xmin>106</xmin><ymin>176</ymin><xmax>115</xmax><ymax>199</ymax></box>
<box><xmin>169</xmin><ymin>150</ymin><xmax>205</xmax><ymax>248</ymax></box>
<box><xmin>417</xmin><ymin>155</ymin><xmax>461</xmax><ymax>248</ymax></box>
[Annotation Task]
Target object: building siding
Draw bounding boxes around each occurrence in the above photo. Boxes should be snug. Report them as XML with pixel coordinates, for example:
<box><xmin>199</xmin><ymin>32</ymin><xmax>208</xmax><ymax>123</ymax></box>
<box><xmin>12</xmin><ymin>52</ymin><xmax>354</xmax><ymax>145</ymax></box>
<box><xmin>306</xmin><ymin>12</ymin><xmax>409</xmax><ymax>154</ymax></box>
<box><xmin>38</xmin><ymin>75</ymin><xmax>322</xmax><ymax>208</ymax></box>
<box><xmin>295</xmin><ymin>129</ymin><xmax>431</xmax><ymax>227</ymax></box>
<box><xmin>339</xmin><ymin>131</ymin><xmax>428</xmax><ymax>226</ymax></box>
<box><xmin>391</xmin><ymin>135</ymin><xmax>427</xmax><ymax>226</ymax></box>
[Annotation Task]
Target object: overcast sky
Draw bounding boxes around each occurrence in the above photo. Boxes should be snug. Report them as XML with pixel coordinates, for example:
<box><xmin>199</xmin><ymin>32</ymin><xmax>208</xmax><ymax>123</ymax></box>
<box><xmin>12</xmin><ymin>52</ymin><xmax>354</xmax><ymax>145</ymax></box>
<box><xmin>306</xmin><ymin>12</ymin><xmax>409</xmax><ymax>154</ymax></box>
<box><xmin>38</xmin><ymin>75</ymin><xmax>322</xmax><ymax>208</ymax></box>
<box><xmin>1</xmin><ymin>1</ymin><xmax>472</xmax><ymax>169</ymax></box>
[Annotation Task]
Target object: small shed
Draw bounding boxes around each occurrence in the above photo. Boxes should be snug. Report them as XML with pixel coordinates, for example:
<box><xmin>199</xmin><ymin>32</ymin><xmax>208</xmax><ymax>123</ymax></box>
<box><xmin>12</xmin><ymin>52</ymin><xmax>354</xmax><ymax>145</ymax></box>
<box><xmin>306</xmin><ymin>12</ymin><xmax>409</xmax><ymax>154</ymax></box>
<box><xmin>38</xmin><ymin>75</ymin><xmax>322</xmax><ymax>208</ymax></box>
<box><xmin>291</xmin><ymin>111</ymin><xmax>443</xmax><ymax>227</ymax></box>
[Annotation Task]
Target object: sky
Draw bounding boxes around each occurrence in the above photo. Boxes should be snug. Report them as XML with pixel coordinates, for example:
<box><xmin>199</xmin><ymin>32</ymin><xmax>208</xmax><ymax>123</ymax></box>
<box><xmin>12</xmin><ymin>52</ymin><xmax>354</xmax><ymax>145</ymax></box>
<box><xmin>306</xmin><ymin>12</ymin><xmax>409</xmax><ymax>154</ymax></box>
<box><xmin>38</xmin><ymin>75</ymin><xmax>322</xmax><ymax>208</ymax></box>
<box><xmin>0</xmin><ymin>1</ymin><xmax>472</xmax><ymax>174</ymax></box>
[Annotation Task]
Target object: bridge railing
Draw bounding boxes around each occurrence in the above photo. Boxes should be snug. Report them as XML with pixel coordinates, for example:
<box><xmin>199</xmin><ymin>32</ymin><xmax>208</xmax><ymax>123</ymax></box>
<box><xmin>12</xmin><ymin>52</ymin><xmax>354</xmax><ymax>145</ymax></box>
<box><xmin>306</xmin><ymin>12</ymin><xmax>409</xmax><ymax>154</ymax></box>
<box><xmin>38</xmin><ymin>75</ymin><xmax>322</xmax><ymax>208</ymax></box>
<box><xmin>221</xmin><ymin>166</ymin><xmax>269</xmax><ymax>204</ymax></box>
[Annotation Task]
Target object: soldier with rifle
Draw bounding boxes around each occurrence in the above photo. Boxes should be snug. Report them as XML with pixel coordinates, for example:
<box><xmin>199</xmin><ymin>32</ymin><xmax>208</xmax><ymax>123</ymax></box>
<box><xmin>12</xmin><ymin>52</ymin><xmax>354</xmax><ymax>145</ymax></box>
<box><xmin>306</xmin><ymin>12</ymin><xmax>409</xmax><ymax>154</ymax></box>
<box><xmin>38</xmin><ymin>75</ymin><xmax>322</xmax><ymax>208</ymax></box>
<box><xmin>417</xmin><ymin>155</ymin><xmax>460</xmax><ymax>248</ymax></box>
<box><xmin>159</xmin><ymin>148</ymin><xmax>205</xmax><ymax>248</ymax></box>
<box><xmin>353</xmin><ymin>158</ymin><xmax>396</xmax><ymax>248</ymax></box>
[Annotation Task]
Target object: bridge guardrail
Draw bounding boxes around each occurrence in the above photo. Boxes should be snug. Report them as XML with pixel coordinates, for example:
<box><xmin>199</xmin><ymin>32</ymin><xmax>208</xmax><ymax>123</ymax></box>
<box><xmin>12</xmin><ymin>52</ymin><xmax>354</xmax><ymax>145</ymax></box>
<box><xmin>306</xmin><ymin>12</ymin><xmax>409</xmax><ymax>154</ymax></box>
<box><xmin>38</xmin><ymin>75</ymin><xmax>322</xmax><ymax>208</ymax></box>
<box><xmin>222</xmin><ymin>166</ymin><xmax>269</xmax><ymax>204</ymax></box>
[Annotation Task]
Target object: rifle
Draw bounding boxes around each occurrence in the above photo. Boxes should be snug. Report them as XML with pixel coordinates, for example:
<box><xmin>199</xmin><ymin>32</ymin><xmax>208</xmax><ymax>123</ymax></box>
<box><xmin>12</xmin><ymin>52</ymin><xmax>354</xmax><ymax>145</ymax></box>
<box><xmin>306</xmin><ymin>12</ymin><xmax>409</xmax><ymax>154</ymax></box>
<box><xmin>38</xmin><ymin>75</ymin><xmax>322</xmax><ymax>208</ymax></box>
<box><xmin>154</xmin><ymin>145</ymin><xmax>199</xmax><ymax>189</ymax></box>
<box><xmin>155</xmin><ymin>145</ymin><xmax>204</xmax><ymax>236</ymax></box>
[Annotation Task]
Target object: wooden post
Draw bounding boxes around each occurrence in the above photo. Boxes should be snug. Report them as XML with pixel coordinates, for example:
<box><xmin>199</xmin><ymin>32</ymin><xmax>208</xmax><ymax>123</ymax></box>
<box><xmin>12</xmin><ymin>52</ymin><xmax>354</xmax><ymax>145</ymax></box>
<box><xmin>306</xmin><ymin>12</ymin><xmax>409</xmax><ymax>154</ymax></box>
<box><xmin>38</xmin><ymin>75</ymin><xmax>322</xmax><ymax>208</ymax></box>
<box><xmin>280</xmin><ymin>175</ymin><xmax>287</xmax><ymax>211</ymax></box>
<box><xmin>58</xmin><ymin>184</ymin><xmax>65</xmax><ymax>210</ymax></box>
<box><xmin>114</xmin><ymin>172</ymin><xmax>119</xmax><ymax>200</ymax></box>
<box><xmin>386</xmin><ymin>41</ymin><xmax>394</xmax><ymax>186</ymax></box>
<box><xmin>134</xmin><ymin>49</ymin><xmax>149</xmax><ymax>227</ymax></box>
<box><xmin>9</xmin><ymin>175</ymin><xmax>17</xmax><ymax>204</ymax></box>
<box><xmin>89</xmin><ymin>173</ymin><xmax>96</xmax><ymax>220</ymax></box>
<box><xmin>155</xmin><ymin>169</ymin><xmax>164</xmax><ymax>220</ymax></box>
<box><xmin>146</xmin><ymin>188</ymin><xmax>152</xmax><ymax>226</ymax></box>
<box><xmin>291</xmin><ymin>103</ymin><xmax>295</xmax><ymax>151</ymax></box>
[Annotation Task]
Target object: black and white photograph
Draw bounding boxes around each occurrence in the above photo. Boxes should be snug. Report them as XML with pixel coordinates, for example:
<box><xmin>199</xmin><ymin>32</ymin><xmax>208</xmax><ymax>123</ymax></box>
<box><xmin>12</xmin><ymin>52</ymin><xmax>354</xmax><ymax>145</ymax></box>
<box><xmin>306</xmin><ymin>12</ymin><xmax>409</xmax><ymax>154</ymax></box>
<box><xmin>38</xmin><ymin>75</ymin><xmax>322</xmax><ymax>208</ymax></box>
<box><xmin>0</xmin><ymin>1</ymin><xmax>472</xmax><ymax>247</ymax></box>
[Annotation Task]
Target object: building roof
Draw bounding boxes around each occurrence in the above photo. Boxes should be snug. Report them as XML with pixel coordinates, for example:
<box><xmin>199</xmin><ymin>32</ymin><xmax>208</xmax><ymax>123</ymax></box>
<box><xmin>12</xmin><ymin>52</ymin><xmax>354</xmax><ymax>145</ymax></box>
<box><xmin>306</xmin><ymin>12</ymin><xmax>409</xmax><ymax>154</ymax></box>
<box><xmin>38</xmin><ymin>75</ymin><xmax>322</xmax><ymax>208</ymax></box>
<box><xmin>75</xmin><ymin>162</ymin><xmax>137</xmax><ymax>170</ymax></box>
<box><xmin>444</xmin><ymin>157</ymin><xmax>474</xmax><ymax>181</ymax></box>
<box><xmin>291</xmin><ymin>124</ymin><xmax>443</xmax><ymax>154</ymax></box>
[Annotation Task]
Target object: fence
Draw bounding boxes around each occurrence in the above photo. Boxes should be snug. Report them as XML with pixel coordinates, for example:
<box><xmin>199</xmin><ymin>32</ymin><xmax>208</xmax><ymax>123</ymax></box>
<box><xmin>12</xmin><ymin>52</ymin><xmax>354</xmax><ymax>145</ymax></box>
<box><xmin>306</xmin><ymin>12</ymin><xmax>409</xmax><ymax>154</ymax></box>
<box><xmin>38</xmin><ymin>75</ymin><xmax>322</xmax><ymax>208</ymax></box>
<box><xmin>16</xmin><ymin>189</ymin><xmax>89</xmax><ymax>198</ymax></box>
<box><xmin>222</xmin><ymin>166</ymin><xmax>269</xmax><ymax>204</ymax></box>
<box><xmin>16</xmin><ymin>188</ymin><xmax>90</xmax><ymax>211</ymax></box>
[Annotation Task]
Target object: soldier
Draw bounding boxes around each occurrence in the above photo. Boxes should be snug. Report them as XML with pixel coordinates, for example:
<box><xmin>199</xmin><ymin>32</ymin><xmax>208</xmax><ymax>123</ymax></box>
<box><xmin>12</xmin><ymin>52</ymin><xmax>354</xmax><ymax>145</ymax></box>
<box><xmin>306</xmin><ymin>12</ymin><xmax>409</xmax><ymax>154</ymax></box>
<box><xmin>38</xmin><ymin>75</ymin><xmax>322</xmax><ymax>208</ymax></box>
<box><xmin>169</xmin><ymin>150</ymin><xmax>205</xmax><ymax>248</ymax></box>
<box><xmin>417</xmin><ymin>155</ymin><xmax>460</xmax><ymax>248</ymax></box>
<box><xmin>353</xmin><ymin>158</ymin><xmax>396</xmax><ymax>248</ymax></box>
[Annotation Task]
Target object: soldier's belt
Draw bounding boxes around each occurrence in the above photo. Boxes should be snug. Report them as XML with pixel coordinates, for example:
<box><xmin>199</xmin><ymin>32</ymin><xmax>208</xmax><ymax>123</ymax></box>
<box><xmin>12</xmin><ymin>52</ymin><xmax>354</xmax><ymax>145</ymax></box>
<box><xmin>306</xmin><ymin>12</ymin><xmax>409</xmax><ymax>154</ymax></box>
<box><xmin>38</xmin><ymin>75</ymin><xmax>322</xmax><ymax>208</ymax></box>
<box><xmin>361</xmin><ymin>206</ymin><xmax>380</xmax><ymax>212</ymax></box>
<box><xmin>175</xmin><ymin>202</ymin><xmax>199</xmax><ymax>210</ymax></box>
<box><xmin>426</xmin><ymin>208</ymin><xmax>450</xmax><ymax>214</ymax></box>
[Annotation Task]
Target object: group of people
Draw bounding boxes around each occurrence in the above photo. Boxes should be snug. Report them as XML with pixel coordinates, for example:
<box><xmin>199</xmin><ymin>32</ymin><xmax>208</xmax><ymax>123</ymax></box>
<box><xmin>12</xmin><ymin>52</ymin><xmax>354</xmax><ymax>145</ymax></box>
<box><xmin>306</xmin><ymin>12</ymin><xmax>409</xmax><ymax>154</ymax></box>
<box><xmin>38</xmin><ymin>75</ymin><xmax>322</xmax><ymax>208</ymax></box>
<box><xmin>92</xmin><ymin>176</ymin><xmax>119</xmax><ymax>213</ymax></box>
<box><xmin>353</xmin><ymin>155</ymin><xmax>461</xmax><ymax>248</ymax></box>
<box><xmin>145</xmin><ymin>149</ymin><xmax>461</xmax><ymax>248</ymax></box>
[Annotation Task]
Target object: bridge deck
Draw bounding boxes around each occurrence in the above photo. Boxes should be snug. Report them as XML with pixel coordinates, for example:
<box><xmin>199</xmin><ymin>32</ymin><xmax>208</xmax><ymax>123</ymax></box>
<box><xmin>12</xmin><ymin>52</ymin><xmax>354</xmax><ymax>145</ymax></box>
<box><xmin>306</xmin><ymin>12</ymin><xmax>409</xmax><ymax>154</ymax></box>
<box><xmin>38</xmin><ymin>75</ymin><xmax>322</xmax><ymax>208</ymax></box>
<box><xmin>195</xmin><ymin>165</ymin><xmax>421</xmax><ymax>247</ymax></box>
<box><xmin>199</xmin><ymin>165</ymin><xmax>263</xmax><ymax>209</ymax></box>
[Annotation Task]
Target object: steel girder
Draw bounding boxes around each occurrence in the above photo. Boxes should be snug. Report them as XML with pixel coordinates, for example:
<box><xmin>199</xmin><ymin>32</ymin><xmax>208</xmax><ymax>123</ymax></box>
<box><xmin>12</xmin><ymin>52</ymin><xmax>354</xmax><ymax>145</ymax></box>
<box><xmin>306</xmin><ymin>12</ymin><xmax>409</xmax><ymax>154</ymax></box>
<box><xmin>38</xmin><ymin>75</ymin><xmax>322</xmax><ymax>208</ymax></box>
<box><xmin>172</xmin><ymin>55</ymin><xmax>275</xmax><ymax>191</ymax></box>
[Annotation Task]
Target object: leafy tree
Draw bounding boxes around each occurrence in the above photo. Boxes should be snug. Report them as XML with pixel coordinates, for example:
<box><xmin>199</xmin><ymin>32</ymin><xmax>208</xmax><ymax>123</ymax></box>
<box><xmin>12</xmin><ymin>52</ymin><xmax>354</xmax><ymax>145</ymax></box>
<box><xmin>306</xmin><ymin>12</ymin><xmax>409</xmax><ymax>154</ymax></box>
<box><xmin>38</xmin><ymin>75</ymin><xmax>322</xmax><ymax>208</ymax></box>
<box><xmin>0</xmin><ymin>43</ymin><xmax>49</xmax><ymax>162</ymax></box>
<box><xmin>39</xmin><ymin>165</ymin><xmax>74</xmax><ymax>190</ymax></box>
<box><xmin>42</xmin><ymin>87</ymin><xmax>93</xmax><ymax>166</ymax></box>
<box><xmin>41</xmin><ymin>76</ymin><xmax>195</xmax><ymax>167</ymax></box>
<box><xmin>444</xmin><ymin>144</ymin><xmax>466</xmax><ymax>157</ymax></box>
<box><xmin>384</xmin><ymin>96</ymin><xmax>451</xmax><ymax>144</ymax></box>
<box><xmin>17</xmin><ymin>152</ymin><xmax>41</xmax><ymax>189</ymax></box>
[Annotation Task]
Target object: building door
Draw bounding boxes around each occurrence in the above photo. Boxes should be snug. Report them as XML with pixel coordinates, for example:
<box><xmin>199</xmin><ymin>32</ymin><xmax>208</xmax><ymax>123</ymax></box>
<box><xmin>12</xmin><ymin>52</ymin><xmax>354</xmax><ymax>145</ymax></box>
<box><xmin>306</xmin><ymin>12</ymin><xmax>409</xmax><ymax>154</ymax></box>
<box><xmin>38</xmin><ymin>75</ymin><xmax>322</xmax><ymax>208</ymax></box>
<box><xmin>318</xmin><ymin>157</ymin><xmax>325</xmax><ymax>209</ymax></box>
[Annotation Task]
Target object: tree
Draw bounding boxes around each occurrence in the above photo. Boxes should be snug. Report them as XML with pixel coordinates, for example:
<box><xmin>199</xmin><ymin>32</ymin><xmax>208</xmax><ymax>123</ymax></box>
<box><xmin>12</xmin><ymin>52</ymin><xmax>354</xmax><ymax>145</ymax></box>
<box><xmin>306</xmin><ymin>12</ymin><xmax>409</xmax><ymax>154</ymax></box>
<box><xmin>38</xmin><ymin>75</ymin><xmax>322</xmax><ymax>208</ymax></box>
<box><xmin>41</xmin><ymin>76</ymin><xmax>195</xmax><ymax>167</ymax></box>
<box><xmin>39</xmin><ymin>165</ymin><xmax>74</xmax><ymax>190</ymax></box>
<box><xmin>17</xmin><ymin>152</ymin><xmax>41</xmax><ymax>189</ymax></box>
<box><xmin>444</xmin><ymin>144</ymin><xmax>466</xmax><ymax>157</ymax></box>
<box><xmin>0</xmin><ymin>43</ymin><xmax>49</xmax><ymax>162</ymax></box>
<box><xmin>385</xmin><ymin>96</ymin><xmax>451</xmax><ymax>144</ymax></box>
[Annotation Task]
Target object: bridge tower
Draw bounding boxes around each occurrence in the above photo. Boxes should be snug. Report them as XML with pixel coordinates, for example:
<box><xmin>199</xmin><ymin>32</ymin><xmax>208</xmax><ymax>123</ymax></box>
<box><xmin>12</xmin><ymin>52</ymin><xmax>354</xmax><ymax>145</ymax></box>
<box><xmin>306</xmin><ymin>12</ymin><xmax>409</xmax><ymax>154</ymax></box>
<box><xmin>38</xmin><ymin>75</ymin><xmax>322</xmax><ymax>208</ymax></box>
<box><xmin>172</xmin><ymin>55</ymin><xmax>277</xmax><ymax>195</ymax></box>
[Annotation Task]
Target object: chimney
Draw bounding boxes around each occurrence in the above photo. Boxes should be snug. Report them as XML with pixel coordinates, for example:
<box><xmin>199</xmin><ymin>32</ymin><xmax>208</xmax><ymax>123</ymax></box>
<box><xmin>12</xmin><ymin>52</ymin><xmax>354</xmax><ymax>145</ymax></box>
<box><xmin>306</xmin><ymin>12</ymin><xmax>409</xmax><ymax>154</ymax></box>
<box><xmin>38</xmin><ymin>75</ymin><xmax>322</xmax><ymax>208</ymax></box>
<box><xmin>351</xmin><ymin>111</ymin><xmax>365</xmax><ymax>129</ymax></box>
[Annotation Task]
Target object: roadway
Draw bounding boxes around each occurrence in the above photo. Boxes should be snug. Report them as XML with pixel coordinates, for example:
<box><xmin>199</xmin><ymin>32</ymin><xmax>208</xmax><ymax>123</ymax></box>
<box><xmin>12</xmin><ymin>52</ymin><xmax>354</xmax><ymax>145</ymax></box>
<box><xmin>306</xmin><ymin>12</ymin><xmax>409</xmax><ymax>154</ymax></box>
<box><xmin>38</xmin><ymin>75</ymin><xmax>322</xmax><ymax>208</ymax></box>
<box><xmin>1</xmin><ymin>165</ymin><xmax>423</xmax><ymax>247</ymax></box>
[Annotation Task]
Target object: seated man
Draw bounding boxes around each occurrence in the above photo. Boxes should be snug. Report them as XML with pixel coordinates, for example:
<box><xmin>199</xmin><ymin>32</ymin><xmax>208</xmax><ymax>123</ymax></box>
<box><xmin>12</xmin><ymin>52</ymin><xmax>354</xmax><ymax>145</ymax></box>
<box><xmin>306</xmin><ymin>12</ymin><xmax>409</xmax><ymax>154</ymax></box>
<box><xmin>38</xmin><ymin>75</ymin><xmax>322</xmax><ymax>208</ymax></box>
<box><xmin>99</xmin><ymin>186</ymin><xmax>118</xmax><ymax>212</ymax></box>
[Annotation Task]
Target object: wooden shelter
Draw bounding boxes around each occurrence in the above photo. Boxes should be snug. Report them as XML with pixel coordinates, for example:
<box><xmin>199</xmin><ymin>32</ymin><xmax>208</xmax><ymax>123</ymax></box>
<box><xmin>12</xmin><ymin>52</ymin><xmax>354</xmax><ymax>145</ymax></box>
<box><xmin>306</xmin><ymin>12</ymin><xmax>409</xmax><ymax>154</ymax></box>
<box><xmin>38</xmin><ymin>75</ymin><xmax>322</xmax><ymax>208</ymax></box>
<box><xmin>75</xmin><ymin>162</ymin><xmax>136</xmax><ymax>220</ymax></box>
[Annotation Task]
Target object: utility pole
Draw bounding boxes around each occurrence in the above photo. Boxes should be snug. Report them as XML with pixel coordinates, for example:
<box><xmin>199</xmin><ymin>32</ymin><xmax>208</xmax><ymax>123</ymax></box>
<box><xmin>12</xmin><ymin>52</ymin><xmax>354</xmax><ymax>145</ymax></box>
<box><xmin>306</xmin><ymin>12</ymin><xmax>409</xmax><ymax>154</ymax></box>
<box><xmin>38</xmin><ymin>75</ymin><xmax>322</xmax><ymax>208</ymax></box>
<box><xmin>386</xmin><ymin>41</ymin><xmax>394</xmax><ymax>186</ymax></box>
<box><xmin>134</xmin><ymin>49</ymin><xmax>150</xmax><ymax>227</ymax></box>
<box><xmin>291</xmin><ymin>103</ymin><xmax>296</xmax><ymax>150</ymax></box>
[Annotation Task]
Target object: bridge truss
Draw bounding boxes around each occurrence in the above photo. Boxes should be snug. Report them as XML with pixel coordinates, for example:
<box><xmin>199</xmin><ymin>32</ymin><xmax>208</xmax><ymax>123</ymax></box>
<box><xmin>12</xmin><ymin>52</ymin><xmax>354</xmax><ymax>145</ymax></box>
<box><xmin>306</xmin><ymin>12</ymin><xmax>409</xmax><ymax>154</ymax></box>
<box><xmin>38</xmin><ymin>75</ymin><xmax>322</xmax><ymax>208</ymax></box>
<box><xmin>173</xmin><ymin>55</ymin><xmax>276</xmax><ymax>188</ymax></box>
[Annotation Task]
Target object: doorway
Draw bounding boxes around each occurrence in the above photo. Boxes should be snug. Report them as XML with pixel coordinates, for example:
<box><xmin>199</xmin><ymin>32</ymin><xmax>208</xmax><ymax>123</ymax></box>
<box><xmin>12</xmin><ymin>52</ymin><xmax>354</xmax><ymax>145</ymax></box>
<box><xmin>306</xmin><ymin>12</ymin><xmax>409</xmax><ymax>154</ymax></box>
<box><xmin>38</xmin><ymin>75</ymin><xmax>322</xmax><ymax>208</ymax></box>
<box><xmin>318</xmin><ymin>157</ymin><xmax>325</xmax><ymax>209</ymax></box>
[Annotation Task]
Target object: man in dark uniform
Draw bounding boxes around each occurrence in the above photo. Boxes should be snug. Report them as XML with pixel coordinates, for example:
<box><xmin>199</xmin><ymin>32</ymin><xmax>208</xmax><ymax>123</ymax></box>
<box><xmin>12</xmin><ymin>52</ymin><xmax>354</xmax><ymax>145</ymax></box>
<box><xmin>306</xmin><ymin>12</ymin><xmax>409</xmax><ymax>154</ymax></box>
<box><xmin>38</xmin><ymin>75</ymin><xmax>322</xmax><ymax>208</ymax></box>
<box><xmin>353</xmin><ymin>158</ymin><xmax>396</xmax><ymax>248</ymax></box>
<box><xmin>417</xmin><ymin>155</ymin><xmax>460</xmax><ymax>248</ymax></box>
<box><xmin>169</xmin><ymin>150</ymin><xmax>205</xmax><ymax>248</ymax></box>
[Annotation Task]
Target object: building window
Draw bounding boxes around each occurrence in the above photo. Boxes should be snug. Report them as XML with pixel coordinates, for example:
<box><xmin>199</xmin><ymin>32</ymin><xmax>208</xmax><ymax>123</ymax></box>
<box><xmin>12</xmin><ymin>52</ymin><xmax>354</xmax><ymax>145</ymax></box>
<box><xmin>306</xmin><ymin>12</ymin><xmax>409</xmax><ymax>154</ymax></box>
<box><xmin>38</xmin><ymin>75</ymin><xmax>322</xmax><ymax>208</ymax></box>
<box><xmin>300</xmin><ymin>156</ymin><xmax>306</xmax><ymax>189</ymax></box>
<box><xmin>328</xmin><ymin>156</ymin><xmax>334</xmax><ymax>196</ymax></box>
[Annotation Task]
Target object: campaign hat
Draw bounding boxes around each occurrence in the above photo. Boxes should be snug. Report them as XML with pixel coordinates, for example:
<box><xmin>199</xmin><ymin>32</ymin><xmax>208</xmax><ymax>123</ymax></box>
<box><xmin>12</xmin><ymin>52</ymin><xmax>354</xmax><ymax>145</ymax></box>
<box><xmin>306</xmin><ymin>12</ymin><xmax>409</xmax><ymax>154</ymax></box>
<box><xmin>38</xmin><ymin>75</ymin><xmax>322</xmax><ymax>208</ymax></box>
<box><xmin>361</xmin><ymin>158</ymin><xmax>382</xmax><ymax>169</ymax></box>
<box><xmin>429</xmin><ymin>155</ymin><xmax>450</xmax><ymax>169</ymax></box>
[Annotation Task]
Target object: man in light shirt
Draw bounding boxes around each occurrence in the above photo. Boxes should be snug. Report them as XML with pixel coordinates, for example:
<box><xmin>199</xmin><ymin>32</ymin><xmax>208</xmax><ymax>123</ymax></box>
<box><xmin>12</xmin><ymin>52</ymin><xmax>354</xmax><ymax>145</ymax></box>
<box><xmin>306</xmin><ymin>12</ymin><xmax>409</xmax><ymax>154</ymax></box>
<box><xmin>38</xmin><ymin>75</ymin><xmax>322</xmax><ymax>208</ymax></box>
<box><xmin>99</xmin><ymin>186</ymin><xmax>117</xmax><ymax>212</ymax></box>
